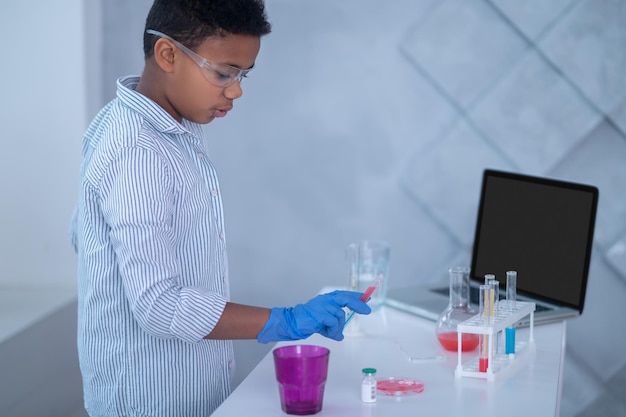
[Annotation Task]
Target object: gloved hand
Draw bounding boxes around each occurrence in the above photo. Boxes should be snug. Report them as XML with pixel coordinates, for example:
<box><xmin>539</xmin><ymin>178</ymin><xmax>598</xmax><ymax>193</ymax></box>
<box><xmin>257</xmin><ymin>290</ymin><xmax>371</xmax><ymax>344</ymax></box>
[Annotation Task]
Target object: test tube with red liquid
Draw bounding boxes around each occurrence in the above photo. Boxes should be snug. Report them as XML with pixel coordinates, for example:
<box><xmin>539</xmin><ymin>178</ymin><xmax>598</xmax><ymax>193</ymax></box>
<box><xmin>345</xmin><ymin>275</ymin><xmax>382</xmax><ymax>325</ymax></box>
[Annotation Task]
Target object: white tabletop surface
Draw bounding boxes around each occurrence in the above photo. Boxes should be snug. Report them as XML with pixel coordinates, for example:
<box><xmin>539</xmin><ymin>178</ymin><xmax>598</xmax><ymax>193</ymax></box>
<box><xmin>213</xmin><ymin>300</ymin><xmax>566</xmax><ymax>417</ymax></box>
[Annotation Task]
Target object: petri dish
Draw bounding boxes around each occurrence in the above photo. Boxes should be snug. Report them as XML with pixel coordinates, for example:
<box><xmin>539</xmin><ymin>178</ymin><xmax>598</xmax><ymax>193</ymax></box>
<box><xmin>376</xmin><ymin>377</ymin><xmax>424</xmax><ymax>396</ymax></box>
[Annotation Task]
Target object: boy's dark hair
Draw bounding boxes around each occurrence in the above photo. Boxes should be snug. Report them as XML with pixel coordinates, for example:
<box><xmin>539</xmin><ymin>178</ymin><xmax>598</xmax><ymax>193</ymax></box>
<box><xmin>143</xmin><ymin>0</ymin><xmax>272</xmax><ymax>58</ymax></box>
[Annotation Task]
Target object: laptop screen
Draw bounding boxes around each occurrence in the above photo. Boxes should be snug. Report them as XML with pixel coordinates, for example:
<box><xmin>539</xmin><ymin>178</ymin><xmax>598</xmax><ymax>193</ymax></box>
<box><xmin>470</xmin><ymin>170</ymin><xmax>598</xmax><ymax>313</ymax></box>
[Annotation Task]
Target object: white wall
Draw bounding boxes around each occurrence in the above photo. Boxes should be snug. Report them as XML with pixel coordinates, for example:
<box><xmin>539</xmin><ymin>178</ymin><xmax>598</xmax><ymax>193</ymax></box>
<box><xmin>0</xmin><ymin>0</ymin><xmax>84</xmax><ymax>289</ymax></box>
<box><xmin>0</xmin><ymin>4</ymin><xmax>87</xmax><ymax>416</ymax></box>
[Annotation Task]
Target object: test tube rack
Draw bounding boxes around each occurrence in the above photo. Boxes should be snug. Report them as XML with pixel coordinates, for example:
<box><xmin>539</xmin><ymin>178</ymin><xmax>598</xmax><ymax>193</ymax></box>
<box><xmin>455</xmin><ymin>301</ymin><xmax>536</xmax><ymax>381</ymax></box>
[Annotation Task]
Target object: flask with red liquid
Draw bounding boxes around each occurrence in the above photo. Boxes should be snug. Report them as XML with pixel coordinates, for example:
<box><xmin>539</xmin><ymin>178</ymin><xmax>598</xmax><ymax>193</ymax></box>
<box><xmin>435</xmin><ymin>267</ymin><xmax>479</xmax><ymax>352</ymax></box>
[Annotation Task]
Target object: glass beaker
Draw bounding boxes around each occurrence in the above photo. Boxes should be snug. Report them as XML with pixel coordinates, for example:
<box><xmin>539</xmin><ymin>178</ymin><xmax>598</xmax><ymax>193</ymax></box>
<box><xmin>344</xmin><ymin>243</ymin><xmax>362</xmax><ymax>334</ymax></box>
<box><xmin>435</xmin><ymin>267</ymin><xmax>479</xmax><ymax>352</ymax></box>
<box><xmin>355</xmin><ymin>240</ymin><xmax>390</xmax><ymax>310</ymax></box>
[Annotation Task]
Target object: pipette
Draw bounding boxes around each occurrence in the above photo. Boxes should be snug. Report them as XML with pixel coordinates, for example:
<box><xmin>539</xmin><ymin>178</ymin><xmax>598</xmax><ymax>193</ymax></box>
<box><xmin>345</xmin><ymin>275</ymin><xmax>383</xmax><ymax>325</ymax></box>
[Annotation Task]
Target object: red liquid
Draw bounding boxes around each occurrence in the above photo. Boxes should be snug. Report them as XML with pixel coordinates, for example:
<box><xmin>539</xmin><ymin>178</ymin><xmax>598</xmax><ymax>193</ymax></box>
<box><xmin>479</xmin><ymin>357</ymin><xmax>489</xmax><ymax>372</ymax></box>
<box><xmin>437</xmin><ymin>332</ymin><xmax>479</xmax><ymax>352</ymax></box>
<box><xmin>361</xmin><ymin>284</ymin><xmax>378</xmax><ymax>301</ymax></box>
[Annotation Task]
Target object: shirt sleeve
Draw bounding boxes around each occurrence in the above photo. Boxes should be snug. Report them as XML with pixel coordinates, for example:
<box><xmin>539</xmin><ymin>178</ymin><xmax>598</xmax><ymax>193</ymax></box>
<box><xmin>100</xmin><ymin>146</ymin><xmax>227</xmax><ymax>343</ymax></box>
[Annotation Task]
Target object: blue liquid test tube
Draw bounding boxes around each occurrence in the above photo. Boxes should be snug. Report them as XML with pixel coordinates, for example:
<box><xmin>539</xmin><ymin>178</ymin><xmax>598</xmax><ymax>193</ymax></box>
<box><xmin>505</xmin><ymin>271</ymin><xmax>517</xmax><ymax>355</ymax></box>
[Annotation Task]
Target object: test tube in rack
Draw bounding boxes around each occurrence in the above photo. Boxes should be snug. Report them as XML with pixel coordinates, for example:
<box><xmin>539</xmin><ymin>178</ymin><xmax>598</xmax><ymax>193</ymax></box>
<box><xmin>505</xmin><ymin>271</ymin><xmax>517</xmax><ymax>355</ymax></box>
<box><xmin>478</xmin><ymin>284</ymin><xmax>493</xmax><ymax>372</ymax></box>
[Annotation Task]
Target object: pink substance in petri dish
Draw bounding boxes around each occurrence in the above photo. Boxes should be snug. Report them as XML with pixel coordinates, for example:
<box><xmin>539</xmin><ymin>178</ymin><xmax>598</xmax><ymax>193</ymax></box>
<box><xmin>376</xmin><ymin>377</ymin><xmax>425</xmax><ymax>396</ymax></box>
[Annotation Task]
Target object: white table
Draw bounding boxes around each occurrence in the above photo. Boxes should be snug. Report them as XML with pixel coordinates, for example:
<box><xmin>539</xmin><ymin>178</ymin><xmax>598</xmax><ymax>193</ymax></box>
<box><xmin>213</xmin><ymin>303</ymin><xmax>566</xmax><ymax>417</ymax></box>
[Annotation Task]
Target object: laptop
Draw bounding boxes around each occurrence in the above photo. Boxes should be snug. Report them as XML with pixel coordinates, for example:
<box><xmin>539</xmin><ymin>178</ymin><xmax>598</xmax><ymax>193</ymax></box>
<box><xmin>386</xmin><ymin>169</ymin><xmax>599</xmax><ymax>326</ymax></box>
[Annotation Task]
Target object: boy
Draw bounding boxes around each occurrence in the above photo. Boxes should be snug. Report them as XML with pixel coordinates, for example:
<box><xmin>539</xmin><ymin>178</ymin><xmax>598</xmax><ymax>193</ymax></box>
<box><xmin>70</xmin><ymin>1</ymin><xmax>370</xmax><ymax>416</ymax></box>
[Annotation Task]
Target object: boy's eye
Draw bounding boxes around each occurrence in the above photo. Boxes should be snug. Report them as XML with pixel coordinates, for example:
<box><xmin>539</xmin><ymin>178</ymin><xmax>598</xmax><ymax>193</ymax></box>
<box><xmin>214</xmin><ymin>70</ymin><xmax>231</xmax><ymax>80</ymax></box>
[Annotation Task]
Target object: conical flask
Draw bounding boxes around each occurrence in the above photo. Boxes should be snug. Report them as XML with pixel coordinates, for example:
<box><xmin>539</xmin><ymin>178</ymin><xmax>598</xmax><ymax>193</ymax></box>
<box><xmin>435</xmin><ymin>267</ymin><xmax>479</xmax><ymax>352</ymax></box>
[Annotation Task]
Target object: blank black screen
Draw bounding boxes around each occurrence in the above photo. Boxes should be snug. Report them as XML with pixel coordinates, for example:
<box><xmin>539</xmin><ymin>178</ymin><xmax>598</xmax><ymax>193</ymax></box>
<box><xmin>471</xmin><ymin>171</ymin><xmax>597</xmax><ymax>311</ymax></box>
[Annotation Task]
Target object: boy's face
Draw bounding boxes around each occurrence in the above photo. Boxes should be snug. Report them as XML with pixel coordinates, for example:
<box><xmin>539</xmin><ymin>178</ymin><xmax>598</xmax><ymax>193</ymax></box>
<box><xmin>162</xmin><ymin>33</ymin><xmax>261</xmax><ymax>125</ymax></box>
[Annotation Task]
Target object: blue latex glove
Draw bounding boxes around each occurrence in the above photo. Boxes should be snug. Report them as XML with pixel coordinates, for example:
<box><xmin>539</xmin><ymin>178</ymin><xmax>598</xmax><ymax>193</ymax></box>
<box><xmin>257</xmin><ymin>290</ymin><xmax>371</xmax><ymax>344</ymax></box>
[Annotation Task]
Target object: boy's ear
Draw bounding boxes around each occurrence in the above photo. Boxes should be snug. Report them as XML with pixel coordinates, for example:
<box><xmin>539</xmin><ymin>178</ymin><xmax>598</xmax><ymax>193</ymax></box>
<box><xmin>153</xmin><ymin>38</ymin><xmax>176</xmax><ymax>73</ymax></box>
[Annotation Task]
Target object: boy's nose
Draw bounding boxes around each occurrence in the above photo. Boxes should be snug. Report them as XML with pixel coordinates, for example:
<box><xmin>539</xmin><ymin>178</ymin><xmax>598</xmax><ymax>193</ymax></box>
<box><xmin>224</xmin><ymin>80</ymin><xmax>243</xmax><ymax>99</ymax></box>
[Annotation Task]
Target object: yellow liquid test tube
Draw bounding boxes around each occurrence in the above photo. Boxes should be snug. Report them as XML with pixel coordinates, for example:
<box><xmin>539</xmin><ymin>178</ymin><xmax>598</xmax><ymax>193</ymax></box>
<box><xmin>478</xmin><ymin>284</ymin><xmax>494</xmax><ymax>372</ymax></box>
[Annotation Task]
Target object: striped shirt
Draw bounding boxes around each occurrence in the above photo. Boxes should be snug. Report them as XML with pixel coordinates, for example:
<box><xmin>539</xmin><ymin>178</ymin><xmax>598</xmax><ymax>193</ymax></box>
<box><xmin>71</xmin><ymin>76</ymin><xmax>234</xmax><ymax>416</ymax></box>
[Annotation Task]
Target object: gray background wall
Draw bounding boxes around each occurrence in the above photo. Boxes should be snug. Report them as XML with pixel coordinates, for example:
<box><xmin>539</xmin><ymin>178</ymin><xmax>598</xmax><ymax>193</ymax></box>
<box><xmin>1</xmin><ymin>0</ymin><xmax>85</xmax><ymax>414</ymax></box>
<box><xmin>2</xmin><ymin>0</ymin><xmax>625</xmax><ymax>416</ymax></box>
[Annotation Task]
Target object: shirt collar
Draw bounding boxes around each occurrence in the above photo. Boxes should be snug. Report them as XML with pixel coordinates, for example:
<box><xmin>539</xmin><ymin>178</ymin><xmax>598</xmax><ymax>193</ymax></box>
<box><xmin>116</xmin><ymin>76</ymin><xmax>203</xmax><ymax>139</ymax></box>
